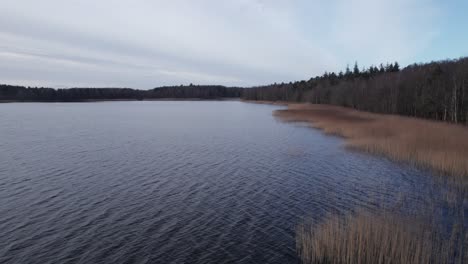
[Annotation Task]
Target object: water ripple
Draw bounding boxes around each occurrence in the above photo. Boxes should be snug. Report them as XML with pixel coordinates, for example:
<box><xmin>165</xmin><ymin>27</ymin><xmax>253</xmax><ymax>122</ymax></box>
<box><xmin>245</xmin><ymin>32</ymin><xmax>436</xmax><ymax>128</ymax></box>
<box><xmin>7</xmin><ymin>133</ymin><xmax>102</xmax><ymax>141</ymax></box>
<box><xmin>0</xmin><ymin>101</ymin><xmax>453</xmax><ymax>264</ymax></box>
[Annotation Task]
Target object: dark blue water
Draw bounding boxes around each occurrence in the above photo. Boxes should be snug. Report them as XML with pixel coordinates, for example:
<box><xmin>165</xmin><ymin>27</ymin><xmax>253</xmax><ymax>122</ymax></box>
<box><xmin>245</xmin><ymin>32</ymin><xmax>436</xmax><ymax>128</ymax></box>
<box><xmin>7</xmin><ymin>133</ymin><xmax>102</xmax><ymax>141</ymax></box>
<box><xmin>0</xmin><ymin>101</ymin><xmax>442</xmax><ymax>263</ymax></box>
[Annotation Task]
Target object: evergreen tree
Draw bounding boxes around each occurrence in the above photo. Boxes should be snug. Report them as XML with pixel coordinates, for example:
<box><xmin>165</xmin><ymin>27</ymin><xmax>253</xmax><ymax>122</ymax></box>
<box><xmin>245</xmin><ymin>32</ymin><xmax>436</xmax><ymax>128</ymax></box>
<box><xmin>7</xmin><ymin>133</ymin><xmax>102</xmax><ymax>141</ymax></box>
<box><xmin>345</xmin><ymin>64</ymin><xmax>352</xmax><ymax>78</ymax></box>
<box><xmin>353</xmin><ymin>61</ymin><xmax>360</xmax><ymax>76</ymax></box>
<box><xmin>379</xmin><ymin>64</ymin><xmax>385</xmax><ymax>73</ymax></box>
<box><xmin>385</xmin><ymin>63</ymin><xmax>392</xmax><ymax>72</ymax></box>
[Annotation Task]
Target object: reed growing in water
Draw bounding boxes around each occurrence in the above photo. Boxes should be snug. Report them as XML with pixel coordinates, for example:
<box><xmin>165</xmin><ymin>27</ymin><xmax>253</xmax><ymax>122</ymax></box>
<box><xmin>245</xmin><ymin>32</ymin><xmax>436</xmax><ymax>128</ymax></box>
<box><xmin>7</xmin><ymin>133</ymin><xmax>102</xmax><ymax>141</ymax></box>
<box><xmin>273</xmin><ymin>103</ymin><xmax>468</xmax><ymax>263</ymax></box>
<box><xmin>274</xmin><ymin>104</ymin><xmax>468</xmax><ymax>186</ymax></box>
<box><xmin>296</xmin><ymin>211</ymin><xmax>467</xmax><ymax>264</ymax></box>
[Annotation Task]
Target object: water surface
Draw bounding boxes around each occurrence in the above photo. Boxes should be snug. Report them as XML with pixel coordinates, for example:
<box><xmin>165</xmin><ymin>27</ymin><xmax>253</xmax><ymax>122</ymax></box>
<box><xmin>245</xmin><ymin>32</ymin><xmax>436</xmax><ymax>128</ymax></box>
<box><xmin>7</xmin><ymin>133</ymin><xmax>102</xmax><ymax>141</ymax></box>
<box><xmin>0</xmin><ymin>101</ymin><xmax>441</xmax><ymax>263</ymax></box>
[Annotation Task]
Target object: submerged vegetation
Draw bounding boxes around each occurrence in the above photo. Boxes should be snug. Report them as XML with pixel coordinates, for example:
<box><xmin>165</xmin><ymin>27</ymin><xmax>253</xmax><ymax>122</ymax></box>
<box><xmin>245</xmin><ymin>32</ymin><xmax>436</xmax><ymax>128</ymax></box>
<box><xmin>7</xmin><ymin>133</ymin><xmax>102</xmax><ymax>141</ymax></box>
<box><xmin>275</xmin><ymin>104</ymin><xmax>468</xmax><ymax>185</ymax></box>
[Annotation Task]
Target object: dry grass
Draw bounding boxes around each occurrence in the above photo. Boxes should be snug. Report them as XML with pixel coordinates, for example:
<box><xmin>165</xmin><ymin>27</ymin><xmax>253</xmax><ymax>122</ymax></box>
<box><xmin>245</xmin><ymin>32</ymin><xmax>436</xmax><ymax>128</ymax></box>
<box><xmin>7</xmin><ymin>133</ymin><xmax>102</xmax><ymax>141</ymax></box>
<box><xmin>269</xmin><ymin>103</ymin><xmax>468</xmax><ymax>263</ymax></box>
<box><xmin>274</xmin><ymin>104</ymin><xmax>468</xmax><ymax>185</ymax></box>
<box><xmin>297</xmin><ymin>211</ymin><xmax>467</xmax><ymax>264</ymax></box>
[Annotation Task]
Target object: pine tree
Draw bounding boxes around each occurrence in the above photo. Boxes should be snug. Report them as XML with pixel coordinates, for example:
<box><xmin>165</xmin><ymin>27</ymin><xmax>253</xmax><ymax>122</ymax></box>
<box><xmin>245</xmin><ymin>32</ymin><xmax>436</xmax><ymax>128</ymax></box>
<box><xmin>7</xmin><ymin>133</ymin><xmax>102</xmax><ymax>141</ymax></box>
<box><xmin>353</xmin><ymin>61</ymin><xmax>360</xmax><ymax>76</ymax></box>
<box><xmin>379</xmin><ymin>64</ymin><xmax>385</xmax><ymax>73</ymax></box>
<box><xmin>345</xmin><ymin>64</ymin><xmax>351</xmax><ymax>78</ymax></box>
<box><xmin>385</xmin><ymin>63</ymin><xmax>392</xmax><ymax>72</ymax></box>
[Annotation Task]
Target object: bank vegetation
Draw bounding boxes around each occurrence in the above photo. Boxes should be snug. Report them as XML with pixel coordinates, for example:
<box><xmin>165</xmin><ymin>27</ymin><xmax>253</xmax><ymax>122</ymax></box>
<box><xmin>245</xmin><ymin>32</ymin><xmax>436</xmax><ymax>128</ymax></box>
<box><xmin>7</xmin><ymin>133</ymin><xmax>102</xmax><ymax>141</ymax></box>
<box><xmin>244</xmin><ymin>57</ymin><xmax>468</xmax><ymax>125</ymax></box>
<box><xmin>297</xmin><ymin>210</ymin><xmax>467</xmax><ymax>264</ymax></box>
<box><xmin>275</xmin><ymin>104</ymin><xmax>468</xmax><ymax>185</ymax></box>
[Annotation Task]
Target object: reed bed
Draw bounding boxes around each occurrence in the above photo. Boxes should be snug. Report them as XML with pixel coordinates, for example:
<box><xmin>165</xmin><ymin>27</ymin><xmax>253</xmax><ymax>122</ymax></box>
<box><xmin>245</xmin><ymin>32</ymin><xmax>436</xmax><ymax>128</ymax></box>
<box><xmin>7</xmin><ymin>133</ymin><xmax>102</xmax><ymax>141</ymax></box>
<box><xmin>274</xmin><ymin>104</ymin><xmax>468</xmax><ymax>186</ymax></box>
<box><xmin>297</xmin><ymin>211</ymin><xmax>467</xmax><ymax>264</ymax></box>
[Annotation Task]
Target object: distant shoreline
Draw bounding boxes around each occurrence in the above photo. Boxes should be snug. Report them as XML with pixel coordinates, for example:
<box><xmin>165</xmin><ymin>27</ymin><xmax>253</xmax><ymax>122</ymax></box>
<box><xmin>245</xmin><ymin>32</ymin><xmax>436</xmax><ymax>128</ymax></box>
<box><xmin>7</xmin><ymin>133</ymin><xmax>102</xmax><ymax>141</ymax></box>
<box><xmin>240</xmin><ymin>99</ymin><xmax>288</xmax><ymax>105</ymax></box>
<box><xmin>0</xmin><ymin>98</ymin><xmax>241</xmax><ymax>103</ymax></box>
<box><xmin>0</xmin><ymin>84</ymin><xmax>244</xmax><ymax>103</ymax></box>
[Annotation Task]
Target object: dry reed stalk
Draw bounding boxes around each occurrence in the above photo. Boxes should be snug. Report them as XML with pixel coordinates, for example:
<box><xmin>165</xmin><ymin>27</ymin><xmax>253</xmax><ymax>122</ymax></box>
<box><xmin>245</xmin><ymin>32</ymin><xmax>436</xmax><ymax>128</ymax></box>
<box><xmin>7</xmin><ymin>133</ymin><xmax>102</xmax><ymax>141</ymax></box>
<box><xmin>274</xmin><ymin>104</ymin><xmax>468</xmax><ymax>186</ymax></box>
<box><xmin>297</xmin><ymin>211</ymin><xmax>467</xmax><ymax>264</ymax></box>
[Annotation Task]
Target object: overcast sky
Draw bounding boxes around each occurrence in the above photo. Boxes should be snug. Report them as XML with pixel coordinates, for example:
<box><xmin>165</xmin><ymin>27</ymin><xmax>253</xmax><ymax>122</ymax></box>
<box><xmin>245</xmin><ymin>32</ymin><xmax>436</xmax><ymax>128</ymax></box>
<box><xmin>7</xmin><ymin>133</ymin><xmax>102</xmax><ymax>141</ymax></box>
<box><xmin>1</xmin><ymin>0</ymin><xmax>467</xmax><ymax>89</ymax></box>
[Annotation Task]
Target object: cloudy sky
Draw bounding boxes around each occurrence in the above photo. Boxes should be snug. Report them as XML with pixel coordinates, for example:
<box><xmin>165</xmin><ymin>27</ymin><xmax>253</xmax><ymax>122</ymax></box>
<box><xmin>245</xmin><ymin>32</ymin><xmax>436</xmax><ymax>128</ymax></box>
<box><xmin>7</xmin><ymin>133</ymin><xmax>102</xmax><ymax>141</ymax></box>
<box><xmin>1</xmin><ymin>0</ymin><xmax>467</xmax><ymax>89</ymax></box>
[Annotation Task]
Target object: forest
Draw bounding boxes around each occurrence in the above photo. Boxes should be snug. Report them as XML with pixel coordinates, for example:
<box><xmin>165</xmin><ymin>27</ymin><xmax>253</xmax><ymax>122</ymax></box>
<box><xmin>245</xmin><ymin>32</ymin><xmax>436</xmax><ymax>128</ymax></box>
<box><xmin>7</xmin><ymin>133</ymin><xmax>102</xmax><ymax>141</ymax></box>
<box><xmin>0</xmin><ymin>84</ymin><xmax>243</xmax><ymax>102</ymax></box>
<box><xmin>2</xmin><ymin>57</ymin><xmax>467</xmax><ymax>124</ymax></box>
<box><xmin>243</xmin><ymin>57</ymin><xmax>468</xmax><ymax>124</ymax></box>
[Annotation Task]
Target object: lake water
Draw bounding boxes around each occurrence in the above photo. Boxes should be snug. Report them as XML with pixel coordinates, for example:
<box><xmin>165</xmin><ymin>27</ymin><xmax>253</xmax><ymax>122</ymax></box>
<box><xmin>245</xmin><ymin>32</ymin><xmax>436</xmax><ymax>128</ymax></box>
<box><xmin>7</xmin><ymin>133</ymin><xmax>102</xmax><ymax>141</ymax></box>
<box><xmin>0</xmin><ymin>101</ymin><xmax>444</xmax><ymax>263</ymax></box>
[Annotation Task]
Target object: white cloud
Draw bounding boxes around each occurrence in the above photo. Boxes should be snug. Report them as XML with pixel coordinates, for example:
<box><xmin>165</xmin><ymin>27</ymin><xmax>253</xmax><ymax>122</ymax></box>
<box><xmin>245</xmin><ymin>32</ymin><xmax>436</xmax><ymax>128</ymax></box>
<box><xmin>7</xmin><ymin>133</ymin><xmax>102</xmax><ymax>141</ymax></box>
<box><xmin>329</xmin><ymin>0</ymin><xmax>440</xmax><ymax>66</ymax></box>
<box><xmin>0</xmin><ymin>0</ymin><xmax>441</xmax><ymax>88</ymax></box>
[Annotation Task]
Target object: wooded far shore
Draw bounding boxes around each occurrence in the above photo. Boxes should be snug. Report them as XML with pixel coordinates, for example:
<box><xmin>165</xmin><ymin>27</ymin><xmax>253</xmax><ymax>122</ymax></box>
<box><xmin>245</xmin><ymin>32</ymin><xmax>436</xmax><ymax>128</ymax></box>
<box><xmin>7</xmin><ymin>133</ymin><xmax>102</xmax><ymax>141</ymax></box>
<box><xmin>2</xmin><ymin>57</ymin><xmax>467</xmax><ymax>125</ymax></box>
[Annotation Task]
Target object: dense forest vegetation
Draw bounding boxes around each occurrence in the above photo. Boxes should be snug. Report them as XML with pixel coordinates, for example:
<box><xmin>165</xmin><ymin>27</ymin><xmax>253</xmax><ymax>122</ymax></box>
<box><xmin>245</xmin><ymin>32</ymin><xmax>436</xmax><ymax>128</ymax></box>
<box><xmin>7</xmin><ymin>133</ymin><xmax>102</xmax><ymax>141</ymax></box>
<box><xmin>148</xmin><ymin>85</ymin><xmax>242</xmax><ymax>99</ymax></box>
<box><xmin>0</xmin><ymin>84</ymin><xmax>243</xmax><ymax>101</ymax></box>
<box><xmin>243</xmin><ymin>57</ymin><xmax>468</xmax><ymax>124</ymax></box>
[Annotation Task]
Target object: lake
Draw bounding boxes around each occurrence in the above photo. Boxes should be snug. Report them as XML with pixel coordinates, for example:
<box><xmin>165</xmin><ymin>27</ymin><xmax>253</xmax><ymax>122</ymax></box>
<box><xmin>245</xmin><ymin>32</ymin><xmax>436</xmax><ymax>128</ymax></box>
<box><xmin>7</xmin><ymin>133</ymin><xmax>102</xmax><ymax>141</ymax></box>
<box><xmin>0</xmin><ymin>101</ymin><xmax>443</xmax><ymax>263</ymax></box>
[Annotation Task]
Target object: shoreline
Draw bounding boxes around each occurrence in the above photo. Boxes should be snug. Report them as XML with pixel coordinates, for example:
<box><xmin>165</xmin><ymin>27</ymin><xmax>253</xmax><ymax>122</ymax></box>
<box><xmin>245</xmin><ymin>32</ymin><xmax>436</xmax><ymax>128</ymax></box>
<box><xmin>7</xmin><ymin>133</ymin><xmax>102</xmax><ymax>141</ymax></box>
<box><xmin>257</xmin><ymin>102</ymin><xmax>468</xmax><ymax>186</ymax></box>
<box><xmin>245</xmin><ymin>101</ymin><xmax>468</xmax><ymax>263</ymax></box>
<box><xmin>240</xmin><ymin>99</ymin><xmax>289</xmax><ymax>106</ymax></box>
<box><xmin>0</xmin><ymin>98</ymin><xmax>241</xmax><ymax>103</ymax></box>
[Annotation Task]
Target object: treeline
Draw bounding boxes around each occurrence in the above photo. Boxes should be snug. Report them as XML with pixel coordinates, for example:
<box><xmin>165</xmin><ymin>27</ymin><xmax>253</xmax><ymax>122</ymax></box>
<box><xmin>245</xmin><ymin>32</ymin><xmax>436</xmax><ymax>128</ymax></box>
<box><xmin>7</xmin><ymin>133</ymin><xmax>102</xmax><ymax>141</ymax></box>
<box><xmin>0</xmin><ymin>84</ymin><xmax>243</xmax><ymax>102</ymax></box>
<box><xmin>2</xmin><ymin>57</ymin><xmax>468</xmax><ymax>124</ymax></box>
<box><xmin>148</xmin><ymin>85</ymin><xmax>242</xmax><ymax>99</ymax></box>
<box><xmin>243</xmin><ymin>58</ymin><xmax>468</xmax><ymax>124</ymax></box>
